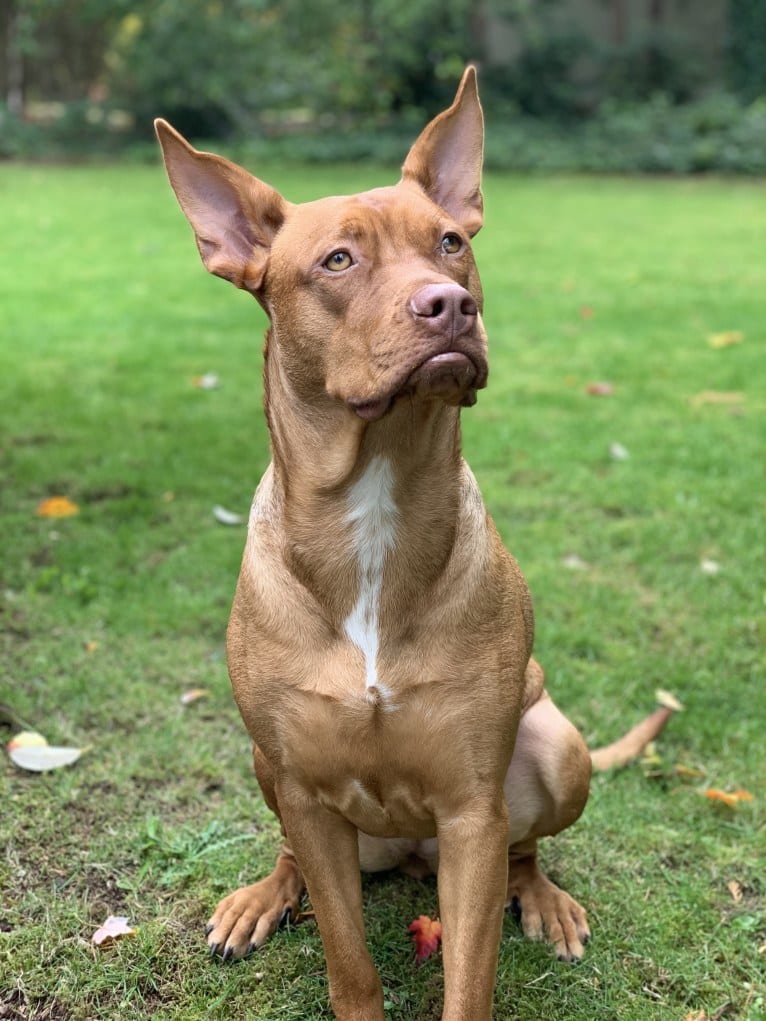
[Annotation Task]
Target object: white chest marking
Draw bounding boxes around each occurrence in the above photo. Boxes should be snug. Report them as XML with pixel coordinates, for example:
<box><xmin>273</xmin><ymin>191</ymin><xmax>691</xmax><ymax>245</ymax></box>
<box><xmin>343</xmin><ymin>455</ymin><xmax>397</xmax><ymax>689</ymax></box>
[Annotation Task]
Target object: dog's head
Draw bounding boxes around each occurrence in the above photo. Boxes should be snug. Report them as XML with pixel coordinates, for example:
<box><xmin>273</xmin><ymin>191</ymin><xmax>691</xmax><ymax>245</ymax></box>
<box><xmin>156</xmin><ymin>68</ymin><xmax>488</xmax><ymax>422</ymax></box>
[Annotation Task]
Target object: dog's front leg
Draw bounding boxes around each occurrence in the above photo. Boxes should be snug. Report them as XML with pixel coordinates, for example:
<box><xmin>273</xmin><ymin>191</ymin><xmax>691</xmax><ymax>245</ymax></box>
<box><xmin>277</xmin><ymin>786</ymin><xmax>384</xmax><ymax>1021</ymax></box>
<box><xmin>437</xmin><ymin>799</ymin><xmax>509</xmax><ymax>1021</ymax></box>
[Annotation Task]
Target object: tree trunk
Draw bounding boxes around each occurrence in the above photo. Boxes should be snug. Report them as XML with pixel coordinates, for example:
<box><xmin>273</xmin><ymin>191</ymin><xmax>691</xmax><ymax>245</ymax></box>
<box><xmin>6</xmin><ymin>1</ymin><xmax>24</xmax><ymax>116</ymax></box>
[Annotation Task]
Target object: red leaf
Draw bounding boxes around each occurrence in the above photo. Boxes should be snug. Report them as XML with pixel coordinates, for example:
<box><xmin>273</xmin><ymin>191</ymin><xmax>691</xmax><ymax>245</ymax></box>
<box><xmin>408</xmin><ymin>915</ymin><xmax>442</xmax><ymax>963</ymax></box>
<box><xmin>586</xmin><ymin>381</ymin><xmax>614</xmax><ymax>396</ymax></box>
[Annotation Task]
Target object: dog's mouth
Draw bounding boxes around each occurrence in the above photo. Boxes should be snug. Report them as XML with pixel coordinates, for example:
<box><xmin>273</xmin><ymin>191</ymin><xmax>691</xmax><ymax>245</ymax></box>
<box><xmin>348</xmin><ymin>351</ymin><xmax>487</xmax><ymax>422</ymax></box>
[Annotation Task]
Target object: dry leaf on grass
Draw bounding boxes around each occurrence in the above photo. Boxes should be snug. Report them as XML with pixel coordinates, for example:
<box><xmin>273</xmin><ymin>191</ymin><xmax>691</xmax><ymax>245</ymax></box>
<box><xmin>180</xmin><ymin>688</ymin><xmax>209</xmax><ymax>705</ymax></box>
<box><xmin>7</xmin><ymin>731</ymin><xmax>84</xmax><ymax>772</ymax></box>
<box><xmin>586</xmin><ymin>381</ymin><xmax>614</xmax><ymax>396</ymax></box>
<box><xmin>213</xmin><ymin>505</ymin><xmax>245</xmax><ymax>526</ymax></box>
<box><xmin>36</xmin><ymin>496</ymin><xmax>79</xmax><ymax>518</ymax></box>
<box><xmin>562</xmin><ymin>554</ymin><xmax>588</xmax><ymax>571</ymax></box>
<box><xmin>727</xmin><ymin>880</ymin><xmax>743</xmax><ymax>903</ymax></box>
<box><xmin>703</xmin><ymin>788</ymin><xmax>753</xmax><ymax>807</ymax></box>
<box><xmin>7</xmin><ymin>731</ymin><xmax>47</xmax><ymax>750</ymax></box>
<box><xmin>408</xmin><ymin>915</ymin><xmax>442</xmax><ymax>963</ymax></box>
<box><xmin>707</xmin><ymin>330</ymin><xmax>743</xmax><ymax>349</ymax></box>
<box><xmin>689</xmin><ymin>391</ymin><xmax>745</xmax><ymax>408</ymax></box>
<box><xmin>192</xmin><ymin>373</ymin><xmax>220</xmax><ymax>390</ymax></box>
<box><xmin>92</xmin><ymin>915</ymin><xmax>136</xmax><ymax>947</ymax></box>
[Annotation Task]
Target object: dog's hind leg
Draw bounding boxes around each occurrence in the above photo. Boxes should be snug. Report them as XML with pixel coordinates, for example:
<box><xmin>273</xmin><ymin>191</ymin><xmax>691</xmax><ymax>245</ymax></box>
<box><xmin>504</xmin><ymin>683</ymin><xmax>592</xmax><ymax>962</ymax></box>
<box><xmin>206</xmin><ymin>746</ymin><xmax>305</xmax><ymax>960</ymax></box>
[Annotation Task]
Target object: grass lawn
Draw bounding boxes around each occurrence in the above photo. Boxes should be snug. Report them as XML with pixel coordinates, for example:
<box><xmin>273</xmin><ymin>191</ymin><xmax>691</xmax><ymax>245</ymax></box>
<box><xmin>1</xmin><ymin>159</ymin><xmax>764</xmax><ymax>1021</ymax></box>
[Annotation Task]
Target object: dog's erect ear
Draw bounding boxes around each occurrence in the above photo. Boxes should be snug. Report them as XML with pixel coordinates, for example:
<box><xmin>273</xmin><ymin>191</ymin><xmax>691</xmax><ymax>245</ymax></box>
<box><xmin>401</xmin><ymin>66</ymin><xmax>484</xmax><ymax>236</ymax></box>
<box><xmin>154</xmin><ymin>119</ymin><xmax>288</xmax><ymax>293</ymax></box>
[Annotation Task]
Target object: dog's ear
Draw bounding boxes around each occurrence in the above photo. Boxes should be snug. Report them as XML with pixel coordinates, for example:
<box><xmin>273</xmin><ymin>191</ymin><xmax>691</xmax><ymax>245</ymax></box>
<box><xmin>154</xmin><ymin>119</ymin><xmax>288</xmax><ymax>293</ymax></box>
<box><xmin>401</xmin><ymin>66</ymin><xmax>484</xmax><ymax>236</ymax></box>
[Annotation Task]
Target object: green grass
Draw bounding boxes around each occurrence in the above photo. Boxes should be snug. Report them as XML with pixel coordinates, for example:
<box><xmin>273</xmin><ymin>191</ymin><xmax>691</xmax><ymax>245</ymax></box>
<box><xmin>1</xmin><ymin>161</ymin><xmax>764</xmax><ymax>1021</ymax></box>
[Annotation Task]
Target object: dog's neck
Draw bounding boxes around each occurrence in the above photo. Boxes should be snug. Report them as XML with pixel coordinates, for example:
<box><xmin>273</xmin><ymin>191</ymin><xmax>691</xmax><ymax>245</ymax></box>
<box><xmin>263</xmin><ymin>343</ymin><xmax>468</xmax><ymax>643</ymax></box>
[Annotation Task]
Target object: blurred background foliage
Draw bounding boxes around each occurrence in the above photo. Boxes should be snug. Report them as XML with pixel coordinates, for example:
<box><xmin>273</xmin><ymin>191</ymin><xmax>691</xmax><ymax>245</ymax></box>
<box><xmin>2</xmin><ymin>0</ymin><xmax>766</xmax><ymax>172</ymax></box>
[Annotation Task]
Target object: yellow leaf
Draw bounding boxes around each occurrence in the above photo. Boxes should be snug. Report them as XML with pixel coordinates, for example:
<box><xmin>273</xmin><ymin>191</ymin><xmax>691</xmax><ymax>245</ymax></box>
<box><xmin>707</xmin><ymin>330</ymin><xmax>743</xmax><ymax>348</ymax></box>
<box><xmin>36</xmin><ymin>496</ymin><xmax>79</xmax><ymax>518</ymax></box>
<box><xmin>689</xmin><ymin>391</ymin><xmax>745</xmax><ymax>408</ymax></box>
<box><xmin>7</xmin><ymin>731</ymin><xmax>47</xmax><ymax>751</ymax></box>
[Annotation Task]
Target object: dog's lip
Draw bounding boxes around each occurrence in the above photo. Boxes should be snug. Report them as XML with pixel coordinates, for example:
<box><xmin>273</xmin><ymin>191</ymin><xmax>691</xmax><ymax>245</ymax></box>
<box><xmin>405</xmin><ymin>351</ymin><xmax>477</xmax><ymax>394</ymax></box>
<box><xmin>346</xmin><ymin>350</ymin><xmax>487</xmax><ymax>422</ymax></box>
<box><xmin>347</xmin><ymin>396</ymin><xmax>394</xmax><ymax>421</ymax></box>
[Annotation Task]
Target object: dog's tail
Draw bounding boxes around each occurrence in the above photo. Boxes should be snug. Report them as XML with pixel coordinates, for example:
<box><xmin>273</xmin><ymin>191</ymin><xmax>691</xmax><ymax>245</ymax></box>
<box><xmin>590</xmin><ymin>691</ymin><xmax>683</xmax><ymax>771</ymax></box>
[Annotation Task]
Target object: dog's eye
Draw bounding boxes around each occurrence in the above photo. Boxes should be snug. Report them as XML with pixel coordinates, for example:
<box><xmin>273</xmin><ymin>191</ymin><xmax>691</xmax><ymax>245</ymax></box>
<box><xmin>324</xmin><ymin>250</ymin><xmax>353</xmax><ymax>272</ymax></box>
<box><xmin>440</xmin><ymin>233</ymin><xmax>462</xmax><ymax>255</ymax></box>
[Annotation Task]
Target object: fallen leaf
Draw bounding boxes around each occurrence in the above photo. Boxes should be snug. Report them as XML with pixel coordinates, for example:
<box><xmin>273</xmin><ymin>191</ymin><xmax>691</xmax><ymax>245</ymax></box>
<box><xmin>673</xmin><ymin>763</ymin><xmax>706</xmax><ymax>779</ymax></box>
<box><xmin>609</xmin><ymin>442</ymin><xmax>629</xmax><ymax>461</ymax></box>
<box><xmin>36</xmin><ymin>496</ymin><xmax>79</xmax><ymax>518</ymax></box>
<box><xmin>193</xmin><ymin>373</ymin><xmax>220</xmax><ymax>390</ymax></box>
<box><xmin>586</xmin><ymin>381</ymin><xmax>614</xmax><ymax>396</ymax></box>
<box><xmin>9</xmin><ymin>744</ymin><xmax>83</xmax><ymax>772</ymax></box>
<box><xmin>408</xmin><ymin>915</ymin><xmax>442</xmax><ymax>963</ymax></box>
<box><xmin>562</xmin><ymin>554</ymin><xmax>588</xmax><ymax>571</ymax></box>
<box><xmin>683</xmin><ymin>1012</ymin><xmax>708</xmax><ymax>1021</ymax></box>
<box><xmin>580</xmin><ymin>306</ymin><xmax>594</xmax><ymax>319</ymax></box>
<box><xmin>7</xmin><ymin>730</ymin><xmax>48</xmax><ymax>750</ymax></box>
<box><xmin>688</xmin><ymin>391</ymin><xmax>744</xmax><ymax>408</ymax></box>
<box><xmin>640</xmin><ymin>740</ymin><xmax>664</xmax><ymax>777</ymax></box>
<box><xmin>700</xmin><ymin>559</ymin><xmax>721</xmax><ymax>576</ymax></box>
<box><xmin>83</xmin><ymin>640</ymin><xmax>99</xmax><ymax>654</ymax></box>
<box><xmin>703</xmin><ymin>788</ymin><xmax>753</xmax><ymax>807</ymax></box>
<box><xmin>92</xmin><ymin>915</ymin><xmax>136</xmax><ymax>947</ymax></box>
<box><xmin>707</xmin><ymin>330</ymin><xmax>743</xmax><ymax>349</ymax></box>
<box><xmin>727</xmin><ymin>880</ymin><xmax>743</xmax><ymax>903</ymax></box>
<box><xmin>655</xmin><ymin>690</ymin><xmax>684</xmax><ymax>712</ymax></box>
<box><xmin>213</xmin><ymin>505</ymin><xmax>245</xmax><ymax>526</ymax></box>
<box><xmin>180</xmin><ymin>688</ymin><xmax>209</xmax><ymax>705</ymax></box>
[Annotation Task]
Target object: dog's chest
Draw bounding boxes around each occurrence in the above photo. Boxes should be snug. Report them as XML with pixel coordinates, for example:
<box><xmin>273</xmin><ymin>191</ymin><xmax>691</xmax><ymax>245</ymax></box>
<box><xmin>341</xmin><ymin>454</ymin><xmax>398</xmax><ymax>690</ymax></box>
<box><xmin>277</xmin><ymin>687</ymin><xmax>448</xmax><ymax>838</ymax></box>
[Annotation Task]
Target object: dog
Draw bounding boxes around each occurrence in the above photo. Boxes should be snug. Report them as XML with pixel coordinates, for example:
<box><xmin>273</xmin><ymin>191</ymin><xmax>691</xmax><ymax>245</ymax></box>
<box><xmin>155</xmin><ymin>68</ymin><xmax>635</xmax><ymax>1021</ymax></box>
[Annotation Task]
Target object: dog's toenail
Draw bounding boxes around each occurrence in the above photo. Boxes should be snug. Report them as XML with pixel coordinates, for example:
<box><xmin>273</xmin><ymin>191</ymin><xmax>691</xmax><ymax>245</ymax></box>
<box><xmin>278</xmin><ymin>906</ymin><xmax>292</xmax><ymax>927</ymax></box>
<box><xmin>209</xmin><ymin>942</ymin><xmax>220</xmax><ymax>957</ymax></box>
<box><xmin>222</xmin><ymin>945</ymin><xmax>234</xmax><ymax>962</ymax></box>
<box><xmin>204</xmin><ymin>923</ymin><xmax>214</xmax><ymax>936</ymax></box>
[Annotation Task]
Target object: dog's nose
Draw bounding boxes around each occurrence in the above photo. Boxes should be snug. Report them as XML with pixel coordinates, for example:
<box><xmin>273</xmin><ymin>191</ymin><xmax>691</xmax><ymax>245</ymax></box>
<box><xmin>409</xmin><ymin>284</ymin><xmax>477</xmax><ymax>336</ymax></box>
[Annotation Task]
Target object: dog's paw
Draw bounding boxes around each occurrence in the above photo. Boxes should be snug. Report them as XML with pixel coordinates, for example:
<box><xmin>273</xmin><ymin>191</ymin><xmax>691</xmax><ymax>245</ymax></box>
<box><xmin>506</xmin><ymin>858</ymin><xmax>590</xmax><ymax>963</ymax></box>
<box><xmin>206</xmin><ymin>878</ymin><xmax>302</xmax><ymax>961</ymax></box>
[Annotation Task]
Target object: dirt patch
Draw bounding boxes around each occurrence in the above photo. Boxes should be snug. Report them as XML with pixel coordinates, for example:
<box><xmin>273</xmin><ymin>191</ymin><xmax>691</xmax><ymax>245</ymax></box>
<box><xmin>0</xmin><ymin>989</ymin><xmax>70</xmax><ymax>1021</ymax></box>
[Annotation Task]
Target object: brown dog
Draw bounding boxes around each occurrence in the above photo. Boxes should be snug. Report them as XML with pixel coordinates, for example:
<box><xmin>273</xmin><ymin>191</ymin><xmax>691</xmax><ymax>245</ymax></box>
<box><xmin>155</xmin><ymin>69</ymin><xmax>595</xmax><ymax>1021</ymax></box>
